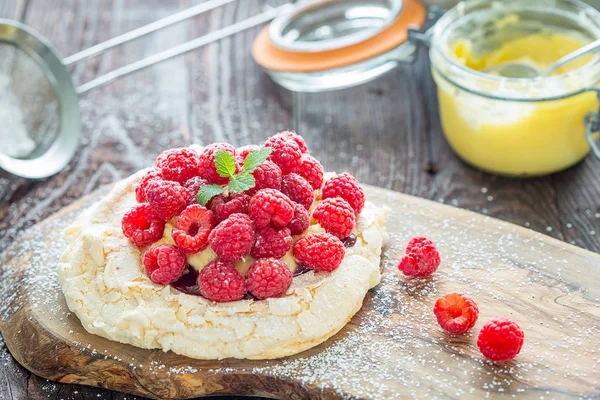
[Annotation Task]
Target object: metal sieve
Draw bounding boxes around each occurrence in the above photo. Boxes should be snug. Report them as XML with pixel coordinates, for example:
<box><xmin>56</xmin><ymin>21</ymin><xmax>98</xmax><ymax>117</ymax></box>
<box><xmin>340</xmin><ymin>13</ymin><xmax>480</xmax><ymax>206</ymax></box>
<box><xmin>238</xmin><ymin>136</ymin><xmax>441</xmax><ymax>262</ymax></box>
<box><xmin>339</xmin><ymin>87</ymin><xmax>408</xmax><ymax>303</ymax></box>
<box><xmin>0</xmin><ymin>0</ymin><xmax>293</xmax><ymax>179</ymax></box>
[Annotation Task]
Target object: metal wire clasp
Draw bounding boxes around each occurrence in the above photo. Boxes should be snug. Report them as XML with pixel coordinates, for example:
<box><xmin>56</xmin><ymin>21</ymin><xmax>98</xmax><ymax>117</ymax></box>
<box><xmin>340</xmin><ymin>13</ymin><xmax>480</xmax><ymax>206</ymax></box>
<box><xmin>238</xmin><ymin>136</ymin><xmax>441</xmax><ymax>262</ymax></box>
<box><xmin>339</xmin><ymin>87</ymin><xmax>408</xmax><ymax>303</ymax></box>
<box><xmin>407</xmin><ymin>6</ymin><xmax>445</xmax><ymax>47</ymax></box>
<box><xmin>585</xmin><ymin>89</ymin><xmax>600</xmax><ymax>159</ymax></box>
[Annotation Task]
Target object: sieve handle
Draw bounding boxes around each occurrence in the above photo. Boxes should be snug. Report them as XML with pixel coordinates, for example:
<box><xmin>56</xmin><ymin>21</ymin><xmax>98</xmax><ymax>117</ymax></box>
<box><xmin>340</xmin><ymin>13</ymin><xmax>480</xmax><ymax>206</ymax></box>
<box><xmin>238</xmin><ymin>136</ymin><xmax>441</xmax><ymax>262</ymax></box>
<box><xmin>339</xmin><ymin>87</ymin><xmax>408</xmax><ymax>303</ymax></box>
<box><xmin>74</xmin><ymin>3</ymin><xmax>294</xmax><ymax>94</ymax></box>
<box><xmin>63</xmin><ymin>0</ymin><xmax>236</xmax><ymax>65</ymax></box>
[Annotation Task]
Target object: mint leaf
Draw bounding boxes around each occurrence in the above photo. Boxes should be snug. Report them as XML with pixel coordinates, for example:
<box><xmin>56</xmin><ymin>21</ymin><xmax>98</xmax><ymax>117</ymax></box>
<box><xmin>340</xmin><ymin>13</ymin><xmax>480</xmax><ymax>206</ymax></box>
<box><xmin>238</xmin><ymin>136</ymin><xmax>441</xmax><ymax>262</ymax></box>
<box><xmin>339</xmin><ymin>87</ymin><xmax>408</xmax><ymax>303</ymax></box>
<box><xmin>243</xmin><ymin>147</ymin><xmax>272</xmax><ymax>173</ymax></box>
<box><xmin>196</xmin><ymin>184</ymin><xmax>224</xmax><ymax>205</ymax></box>
<box><xmin>214</xmin><ymin>150</ymin><xmax>237</xmax><ymax>178</ymax></box>
<box><xmin>228</xmin><ymin>174</ymin><xmax>255</xmax><ymax>193</ymax></box>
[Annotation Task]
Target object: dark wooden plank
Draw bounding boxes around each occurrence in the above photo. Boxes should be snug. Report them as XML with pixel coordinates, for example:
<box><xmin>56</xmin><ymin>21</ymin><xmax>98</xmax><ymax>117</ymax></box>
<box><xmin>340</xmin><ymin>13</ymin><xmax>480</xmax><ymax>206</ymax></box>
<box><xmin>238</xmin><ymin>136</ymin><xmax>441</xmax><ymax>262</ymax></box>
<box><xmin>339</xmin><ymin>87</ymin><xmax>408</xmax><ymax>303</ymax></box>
<box><xmin>0</xmin><ymin>4</ymin><xmax>35</xmax><ymax>400</ymax></box>
<box><xmin>1</xmin><ymin>0</ymin><xmax>599</xmax><ymax>398</ymax></box>
<box><xmin>0</xmin><ymin>336</ymin><xmax>28</xmax><ymax>400</ymax></box>
<box><xmin>552</xmin><ymin>158</ymin><xmax>600</xmax><ymax>252</ymax></box>
<box><xmin>0</xmin><ymin>0</ymin><xmax>28</xmax><ymax>20</ymax></box>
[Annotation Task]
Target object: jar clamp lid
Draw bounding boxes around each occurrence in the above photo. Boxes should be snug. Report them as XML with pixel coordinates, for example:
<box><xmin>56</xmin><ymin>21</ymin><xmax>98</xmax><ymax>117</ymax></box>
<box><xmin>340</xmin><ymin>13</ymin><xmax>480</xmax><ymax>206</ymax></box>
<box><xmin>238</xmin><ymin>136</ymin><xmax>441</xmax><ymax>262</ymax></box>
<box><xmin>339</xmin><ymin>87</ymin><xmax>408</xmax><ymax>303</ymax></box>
<box><xmin>252</xmin><ymin>0</ymin><xmax>428</xmax><ymax>92</ymax></box>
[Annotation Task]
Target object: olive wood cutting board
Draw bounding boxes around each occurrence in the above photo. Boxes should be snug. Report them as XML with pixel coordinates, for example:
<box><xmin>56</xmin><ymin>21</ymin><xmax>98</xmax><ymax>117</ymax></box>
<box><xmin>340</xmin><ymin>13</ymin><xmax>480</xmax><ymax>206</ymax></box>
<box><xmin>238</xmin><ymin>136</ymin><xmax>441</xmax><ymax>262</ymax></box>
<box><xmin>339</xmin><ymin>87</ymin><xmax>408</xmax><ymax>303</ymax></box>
<box><xmin>0</xmin><ymin>185</ymin><xmax>599</xmax><ymax>399</ymax></box>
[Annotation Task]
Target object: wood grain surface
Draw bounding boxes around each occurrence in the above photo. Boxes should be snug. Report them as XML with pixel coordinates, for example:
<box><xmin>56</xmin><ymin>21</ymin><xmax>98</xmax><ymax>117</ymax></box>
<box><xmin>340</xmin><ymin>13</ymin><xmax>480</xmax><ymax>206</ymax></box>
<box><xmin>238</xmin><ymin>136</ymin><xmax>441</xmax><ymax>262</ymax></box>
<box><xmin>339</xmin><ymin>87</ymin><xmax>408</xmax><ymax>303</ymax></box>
<box><xmin>1</xmin><ymin>184</ymin><xmax>599</xmax><ymax>400</ymax></box>
<box><xmin>0</xmin><ymin>0</ymin><xmax>600</xmax><ymax>399</ymax></box>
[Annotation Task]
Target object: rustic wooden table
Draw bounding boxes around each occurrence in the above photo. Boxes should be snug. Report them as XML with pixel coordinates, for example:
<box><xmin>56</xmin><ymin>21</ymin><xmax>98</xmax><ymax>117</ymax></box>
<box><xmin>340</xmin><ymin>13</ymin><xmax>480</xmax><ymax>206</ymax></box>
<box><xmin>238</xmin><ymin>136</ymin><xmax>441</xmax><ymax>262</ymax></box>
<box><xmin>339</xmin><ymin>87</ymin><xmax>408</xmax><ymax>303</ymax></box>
<box><xmin>1</xmin><ymin>0</ymin><xmax>599</xmax><ymax>399</ymax></box>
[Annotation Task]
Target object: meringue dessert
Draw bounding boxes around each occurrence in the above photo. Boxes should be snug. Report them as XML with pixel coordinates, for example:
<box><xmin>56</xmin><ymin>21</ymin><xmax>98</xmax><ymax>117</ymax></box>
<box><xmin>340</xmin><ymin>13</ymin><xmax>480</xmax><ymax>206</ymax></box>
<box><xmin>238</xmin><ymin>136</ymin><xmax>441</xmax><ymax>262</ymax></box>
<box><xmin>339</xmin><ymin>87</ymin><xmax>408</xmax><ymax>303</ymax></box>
<box><xmin>59</xmin><ymin>132</ymin><xmax>388</xmax><ymax>360</ymax></box>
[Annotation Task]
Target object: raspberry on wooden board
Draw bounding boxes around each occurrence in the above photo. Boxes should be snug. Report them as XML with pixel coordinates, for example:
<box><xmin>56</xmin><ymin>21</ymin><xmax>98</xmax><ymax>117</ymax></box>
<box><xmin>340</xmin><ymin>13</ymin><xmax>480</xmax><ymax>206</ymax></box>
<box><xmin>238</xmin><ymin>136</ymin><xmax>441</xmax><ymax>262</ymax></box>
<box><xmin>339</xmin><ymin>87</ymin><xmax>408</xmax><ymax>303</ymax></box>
<box><xmin>477</xmin><ymin>318</ymin><xmax>525</xmax><ymax>362</ymax></box>
<box><xmin>433</xmin><ymin>293</ymin><xmax>479</xmax><ymax>334</ymax></box>
<box><xmin>398</xmin><ymin>236</ymin><xmax>441</xmax><ymax>278</ymax></box>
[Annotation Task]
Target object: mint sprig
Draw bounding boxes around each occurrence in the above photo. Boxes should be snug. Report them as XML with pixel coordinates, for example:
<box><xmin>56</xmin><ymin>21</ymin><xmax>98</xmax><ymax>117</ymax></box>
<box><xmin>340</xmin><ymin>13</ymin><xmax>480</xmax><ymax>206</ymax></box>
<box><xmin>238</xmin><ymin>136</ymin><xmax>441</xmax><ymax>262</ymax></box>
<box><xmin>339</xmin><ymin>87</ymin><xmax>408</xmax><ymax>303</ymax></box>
<box><xmin>196</xmin><ymin>147</ymin><xmax>272</xmax><ymax>205</ymax></box>
<box><xmin>214</xmin><ymin>150</ymin><xmax>237</xmax><ymax>178</ymax></box>
<box><xmin>243</xmin><ymin>147</ymin><xmax>272</xmax><ymax>173</ymax></box>
<box><xmin>228</xmin><ymin>174</ymin><xmax>255</xmax><ymax>193</ymax></box>
<box><xmin>196</xmin><ymin>184</ymin><xmax>224</xmax><ymax>205</ymax></box>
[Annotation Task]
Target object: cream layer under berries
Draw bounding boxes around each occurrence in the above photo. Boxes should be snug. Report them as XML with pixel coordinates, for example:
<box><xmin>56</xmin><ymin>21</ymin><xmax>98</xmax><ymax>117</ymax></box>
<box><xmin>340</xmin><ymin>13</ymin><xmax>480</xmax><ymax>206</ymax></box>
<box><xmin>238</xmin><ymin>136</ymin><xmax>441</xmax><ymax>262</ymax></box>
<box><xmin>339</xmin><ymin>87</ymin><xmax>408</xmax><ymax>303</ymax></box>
<box><xmin>59</xmin><ymin>132</ymin><xmax>389</xmax><ymax>360</ymax></box>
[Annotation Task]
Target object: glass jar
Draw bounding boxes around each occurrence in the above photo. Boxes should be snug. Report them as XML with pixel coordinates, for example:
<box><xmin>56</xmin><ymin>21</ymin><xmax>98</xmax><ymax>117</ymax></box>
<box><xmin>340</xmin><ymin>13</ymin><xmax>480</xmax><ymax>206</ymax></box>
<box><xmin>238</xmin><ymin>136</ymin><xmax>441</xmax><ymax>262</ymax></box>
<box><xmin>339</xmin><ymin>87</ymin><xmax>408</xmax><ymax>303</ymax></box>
<box><xmin>428</xmin><ymin>0</ymin><xmax>600</xmax><ymax>176</ymax></box>
<box><xmin>253</xmin><ymin>0</ymin><xmax>427</xmax><ymax>92</ymax></box>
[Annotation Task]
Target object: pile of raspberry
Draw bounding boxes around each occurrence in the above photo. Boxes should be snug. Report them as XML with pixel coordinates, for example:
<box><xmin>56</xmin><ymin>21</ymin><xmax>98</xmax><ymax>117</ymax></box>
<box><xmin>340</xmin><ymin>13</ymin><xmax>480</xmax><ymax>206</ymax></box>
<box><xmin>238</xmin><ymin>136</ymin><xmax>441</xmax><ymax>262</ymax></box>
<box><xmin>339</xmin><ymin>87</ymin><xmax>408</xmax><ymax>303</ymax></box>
<box><xmin>121</xmin><ymin>131</ymin><xmax>366</xmax><ymax>303</ymax></box>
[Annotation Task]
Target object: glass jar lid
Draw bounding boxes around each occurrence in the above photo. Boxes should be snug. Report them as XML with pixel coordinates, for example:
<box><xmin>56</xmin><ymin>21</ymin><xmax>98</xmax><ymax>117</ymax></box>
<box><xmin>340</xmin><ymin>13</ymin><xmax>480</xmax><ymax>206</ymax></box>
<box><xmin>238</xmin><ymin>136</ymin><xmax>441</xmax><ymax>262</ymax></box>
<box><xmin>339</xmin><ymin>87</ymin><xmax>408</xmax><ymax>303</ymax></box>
<box><xmin>269</xmin><ymin>0</ymin><xmax>403</xmax><ymax>53</ymax></box>
<box><xmin>252</xmin><ymin>0</ymin><xmax>425</xmax><ymax>74</ymax></box>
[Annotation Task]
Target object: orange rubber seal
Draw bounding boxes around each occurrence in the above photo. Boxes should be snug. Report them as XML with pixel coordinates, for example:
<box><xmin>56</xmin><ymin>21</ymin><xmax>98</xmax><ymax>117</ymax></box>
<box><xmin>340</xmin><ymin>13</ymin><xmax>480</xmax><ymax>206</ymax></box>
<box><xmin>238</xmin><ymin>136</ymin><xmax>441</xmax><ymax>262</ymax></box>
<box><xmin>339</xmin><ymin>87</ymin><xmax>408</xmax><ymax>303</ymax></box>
<box><xmin>252</xmin><ymin>0</ymin><xmax>427</xmax><ymax>73</ymax></box>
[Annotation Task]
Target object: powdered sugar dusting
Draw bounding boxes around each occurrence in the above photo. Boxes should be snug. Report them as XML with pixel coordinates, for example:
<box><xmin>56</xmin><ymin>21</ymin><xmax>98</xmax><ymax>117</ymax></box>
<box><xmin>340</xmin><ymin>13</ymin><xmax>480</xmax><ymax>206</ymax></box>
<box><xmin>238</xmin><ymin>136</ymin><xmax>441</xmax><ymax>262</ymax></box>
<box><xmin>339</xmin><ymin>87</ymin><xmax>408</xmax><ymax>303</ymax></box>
<box><xmin>0</xmin><ymin>71</ymin><xmax>36</xmax><ymax>158</ymax></box>
<box><xmin>1</xmin><ymin>187</ymin><xmax>599</xmax><ymax>399</ymax></box>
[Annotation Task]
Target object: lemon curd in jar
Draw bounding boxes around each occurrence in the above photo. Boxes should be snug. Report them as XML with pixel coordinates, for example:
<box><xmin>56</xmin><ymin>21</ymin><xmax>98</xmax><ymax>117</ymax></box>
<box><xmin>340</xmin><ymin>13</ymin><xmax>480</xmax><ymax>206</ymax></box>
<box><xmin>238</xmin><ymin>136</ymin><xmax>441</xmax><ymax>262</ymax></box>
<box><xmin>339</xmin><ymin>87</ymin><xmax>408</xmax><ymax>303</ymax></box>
<box><xmin>429</xmin><ymin>1</ymin><xmax>600</xmax><ymax>177</ymax></box>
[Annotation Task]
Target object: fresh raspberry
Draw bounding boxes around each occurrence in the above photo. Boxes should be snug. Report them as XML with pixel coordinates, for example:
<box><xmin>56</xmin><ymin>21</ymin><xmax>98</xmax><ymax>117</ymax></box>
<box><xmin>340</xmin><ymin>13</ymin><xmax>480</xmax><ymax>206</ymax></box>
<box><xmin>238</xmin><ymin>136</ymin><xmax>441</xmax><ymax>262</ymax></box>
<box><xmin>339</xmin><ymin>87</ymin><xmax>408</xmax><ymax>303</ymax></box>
<box><xmin>208</xmin><ymin>193</ymin><xmax>250</xmax><ymax>223</ymax></box>
<box><xmin>156</xmin><ymin>147</ymin><xmax>199</xmax><ymax>184</ymax></box>
<box><xmin>246</xmin><ymin>258</ymin><xmax>293</xmax><ymax>299</ymax></box>
<box><xmin>184</xmin><ymin>176</ymin><xmax>208</xmax><ymax>205</ymax></box>
<box><xmin>208</xmin><ymin>213</ymin><xmax>255</xmax><ymax>261</ymax></box>
<box><xmin>171</xmin><ymin>204</ymin><xmax>215</xmax><ymax>254</ymax></box>
<box><xmin>237</xmin><ymin>145</ymin><xmax>259</xmax><ymax>160</ymax></box>
<box><xmin>235</xmin><ymin>155</ymin><xmax>245</xmax><ymax>172</ymax></box>
<box><xmin>145</xmin><ymin>180</ymin><xmax>190</xmax><ymax>221</ymax></box>
<box><xmin>322</xmin><ymin>172</ymin><xmax>365</xmax><ymax>215</ymax></box>
<box><xmin>398</xmin><ymin>236</ymin><xmax>441</xmax><ymax>278</ymax></box>
<box><xmin>154</xmin><ymin>149</ymin><xmax>171</xmax><ymax>167</ymax></box>
<box><xmin>296</xmin><ymin>154</ymin><xmax>324</xmax><ymax>190</ymax></box>
<box><xmin>121</xmin><ymin>203</ymin><xmax>166</xmax><ymax>246</ymax></box>
<box><xmin>312</xmin><ymin>197</ymin><xmax>356</xmax><ymax>239</ymax></box>
<box><xmin>135</xmin><ymin>169</ymin><xmax>163</xmax><ymax>203</ymax></box>
<box><xmin>198</xmin><ymin>261</ymin><xmax>247</xmax><ymax>302</ymax></box>
<box><xmin>197</xmin><ymin>143</ymin><xmax>237</xmax><ymax>184</ymax></box>
<box><xmin>251</xmin><ymin>227</ymin><xmax>292</xmax><ymax>259</ymax></box>
<box><xmin>293</xmin><ymin>233</ymin><xmax>345</xmax><ymax>272</ymax></box>
<box><xmin>288</xmin><ymin>204</ymin><xmax>310</xmax><ymax>235</ymax></box>
<box><xmin>433</xmin><ymin>293</ymin><xmax>479</xmax><ymax>334</ymax></box>
<box><xmin>477</xmin><ymin>318</ymin><xmax>525</xmax><ymax>361</ymax></box>
<box><xmin>142</xmin><ymin>244</ymin><xmax>187</xmax><ymax>285</ymax></box>
<box><xmin>264</xmin><ymin>135</ymin><xmax>302</xmax><ymax>174</ymax></box>
<box><xmin>280</xmin><ymin>173</ymin><xmax>314</xmax><ymax>211</ymax></box>
<box><xmin>248</xmin><ymin>189</ymin><xmax>295</xmax><ymax>228</ymax></box>
<box><xmin>248</xmin><ymin>160</ymin><xmax>282</xmax><ymax>195</ymax></box>
<box><xmin>275</xmin><ymin>131</ymin><xmax>309</xmax><ymax>154</ymax></box>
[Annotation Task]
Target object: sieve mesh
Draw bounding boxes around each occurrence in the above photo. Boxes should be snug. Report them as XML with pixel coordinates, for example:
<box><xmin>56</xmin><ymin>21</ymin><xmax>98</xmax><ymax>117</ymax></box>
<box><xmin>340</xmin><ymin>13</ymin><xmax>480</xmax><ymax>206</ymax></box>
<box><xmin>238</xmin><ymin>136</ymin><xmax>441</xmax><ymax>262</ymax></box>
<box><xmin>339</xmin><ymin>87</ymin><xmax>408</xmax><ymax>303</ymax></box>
<box><xmin>0</xmin><ymin>42</ymin><xmax>60</xmax><ymax>160</ymax></box>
